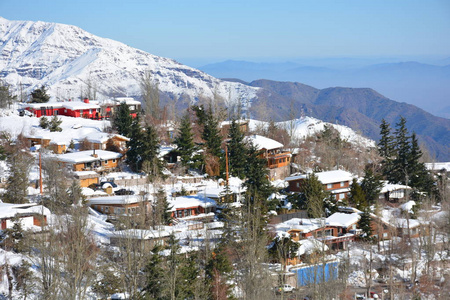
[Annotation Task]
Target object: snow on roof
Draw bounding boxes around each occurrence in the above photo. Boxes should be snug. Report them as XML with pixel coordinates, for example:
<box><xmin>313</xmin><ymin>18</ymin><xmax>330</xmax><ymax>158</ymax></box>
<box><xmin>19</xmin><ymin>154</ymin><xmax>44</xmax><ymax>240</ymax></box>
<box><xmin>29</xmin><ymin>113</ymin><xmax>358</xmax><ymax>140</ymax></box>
<box><xmin>22</xmin><ymin>101</ymin><xmax>65</xmax><ymax>109</ymax></box>
<box><xmin>87</xmin><ymin>195</ymin><xmax>145</xmax><ymax>205</ymax></box>
<box><xmin>169</xmin><ymin>195</ymin><xmax>216</xmax><ymax>211</ymax></box>
<box><xmin>0</xmin><ymin>203</ymin><xmax>50</xmax><ymax>219</ymax></box>
<box><xmin>246</xmin><ymin>134</ymin><xmax>283</xmax><ymax>150</ymax></box>
<box><xmin>62</xmin><ymin>102</ymin><xmax>100</xmax><ymax>110</ymax></box>
<box><xmin>56</xmin><ymin>150</ymin><xmax>122</xmax><ymax>164</ymax></box>
<box><xmin>326</xmin><ymin>212</ymin><xmax>360</xmax><ymax>228</ymax></box>
<box><xmin>275</xmin><ymin>218</ymin><xmax>323</xmax><ymax>234</ymax></box>
<box><xmin>380</xmin><ymin>181</ymin><xmax>411</xmax><ymax>193</ymax></box>
<box><xmin>114</xmin><ymin>97</ymin><xmax>141</xmax><ymax>105</ymax></box>
<box><xmin>285</xmin><ymin>170</ymin><xmax>354</xmax><ymax>184</ymax></box>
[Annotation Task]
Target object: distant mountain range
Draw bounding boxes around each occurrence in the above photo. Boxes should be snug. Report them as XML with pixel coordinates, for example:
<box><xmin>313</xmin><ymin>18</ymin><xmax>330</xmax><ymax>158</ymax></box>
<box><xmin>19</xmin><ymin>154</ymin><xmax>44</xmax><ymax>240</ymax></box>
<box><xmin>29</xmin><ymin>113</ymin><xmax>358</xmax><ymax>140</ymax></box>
<box><xmin>200</xmin><ymin>60</ymin><xmax>450</xmax><ymax>119</ymax></box>
<box><xmin>237</xmin><ymin>79</ymin><xmax>450</xmax><ymax>161</ymax></box>
<box><xmin>0</xmin><ymin>17</ymin><xmax>448</xmax><ymax>161</ymax></box>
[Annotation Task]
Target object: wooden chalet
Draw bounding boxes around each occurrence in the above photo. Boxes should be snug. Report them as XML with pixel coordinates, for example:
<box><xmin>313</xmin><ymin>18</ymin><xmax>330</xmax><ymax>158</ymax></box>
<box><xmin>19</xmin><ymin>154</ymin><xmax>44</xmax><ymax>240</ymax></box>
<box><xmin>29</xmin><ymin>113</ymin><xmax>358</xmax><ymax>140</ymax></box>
<box><xmin>246</xmin><ymin>134</ymin><xmax>291</xmax><ymax>181</ymax></box>
<box><xmin>285</xmin><ymin>170</ymin><xmax>354</xmax><ymax>201</ymax></box>
<box><xmin>56</xmin><ymin>150</ymin><xmax>122</xmax><ymax>172</ymax></box>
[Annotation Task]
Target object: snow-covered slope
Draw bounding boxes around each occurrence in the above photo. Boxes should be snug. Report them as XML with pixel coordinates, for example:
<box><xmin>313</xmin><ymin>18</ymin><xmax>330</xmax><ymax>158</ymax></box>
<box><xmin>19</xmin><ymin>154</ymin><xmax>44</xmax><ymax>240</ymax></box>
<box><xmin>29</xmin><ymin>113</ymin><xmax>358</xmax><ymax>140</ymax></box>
<box><xmin>248</xmin><ymin>117</ymin><xmax>376</xmax><ymax>147</ymax></box>
<box><xmin>0</xmin><ymin>17</ymin><xmax>258</xmax><ymax>106</ymax></box>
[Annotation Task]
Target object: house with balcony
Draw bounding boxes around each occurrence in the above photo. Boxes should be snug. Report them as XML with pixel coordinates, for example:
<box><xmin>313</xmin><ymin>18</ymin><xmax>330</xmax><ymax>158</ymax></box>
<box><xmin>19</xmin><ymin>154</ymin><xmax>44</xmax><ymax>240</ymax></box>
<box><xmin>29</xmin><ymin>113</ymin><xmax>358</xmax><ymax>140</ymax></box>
<box><xmin>87</xmin><ymin>195</ymin><xmax>150</xmax><ymax>218</ymax></box>
<box><xmin>285</xmin><ymin>170</ymin><xmax>354</xmax><ymax>201</ymax></box>
<box><xmin>246</xmin><ymin>134</ymin><xmax>291</xmax><ymax>181</ymax></box>
<box><xmin>56</xmin><ymin>150</ymin><xmax>122</xmax><ymax>172</ymax></box>
<box><xmin>169</xmin><ymin>195</ymin><xmax>217</xmax><ymax>222</ymax></box>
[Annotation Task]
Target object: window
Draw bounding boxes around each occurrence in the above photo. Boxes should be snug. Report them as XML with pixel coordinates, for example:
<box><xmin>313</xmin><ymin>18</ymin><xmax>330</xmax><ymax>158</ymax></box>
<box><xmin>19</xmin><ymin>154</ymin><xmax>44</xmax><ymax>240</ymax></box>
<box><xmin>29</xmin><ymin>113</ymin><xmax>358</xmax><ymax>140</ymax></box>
<box><xmin>104</xmin><ymin>160</ymin><xmax>108</xmax><ymax>164</ymax></box>
<box><xmin>296</xmin><ymin>182</ymin><xmax>300</xmax><ymax>188</ymax></box>
<box><xmin>383</xmin><ymin>232</ymin><xmax>388</xmax><ymax>238</ymax></box>
<box><xmin>112</xmin><ymin>159</ymin><xmax>116</xmax><ymax>163</ymax></box>
<box><xmin>339</xmin><ymin>193</ymin><xmax>345</xmax><ymax>200</ymax></box>
<box><xmin>80</xmin><ymin>109</ymin><xmax>83</xmax><ymax>115</ymax></box>
<box><xmin>340</xmin><ymin>181</ymin><xmax>345</xmax><ymax>187</ymax></box>
<box><xmin>327</xmin><ymin>183</ymin><xmax>333</xmax><ymax>189</ymax></box>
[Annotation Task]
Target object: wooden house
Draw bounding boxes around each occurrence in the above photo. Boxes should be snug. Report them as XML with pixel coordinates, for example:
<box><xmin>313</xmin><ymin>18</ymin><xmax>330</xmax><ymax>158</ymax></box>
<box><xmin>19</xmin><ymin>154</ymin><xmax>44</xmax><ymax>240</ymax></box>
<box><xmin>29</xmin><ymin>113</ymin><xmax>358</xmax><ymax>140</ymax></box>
<box><xmin>246</xmin><ymin>134</ymin><xmax>291</xmax><ymax>181</ymax></box>
<box><xmin>87</xmin><ymin>195</ymin><xmax>150</xmax><ymax>217</ymax></box>
<box><xmin>0</xmin><ymin>203</ymin><xmax>49</xmax><ymax>230</ymax></box>
<box><xmin>285</xmin><ymin>170</ymin><xmax>354</xmax><ymax>201</ymax></box>
<box><xmin>170</xmin><ymin>195</ymin><xmax>217</xmax><ymax>222</ymax></box>
<box><xmin>56</xmin><ymin>150</ymin><xmax>122</xmax><ymax>172</ymax></box>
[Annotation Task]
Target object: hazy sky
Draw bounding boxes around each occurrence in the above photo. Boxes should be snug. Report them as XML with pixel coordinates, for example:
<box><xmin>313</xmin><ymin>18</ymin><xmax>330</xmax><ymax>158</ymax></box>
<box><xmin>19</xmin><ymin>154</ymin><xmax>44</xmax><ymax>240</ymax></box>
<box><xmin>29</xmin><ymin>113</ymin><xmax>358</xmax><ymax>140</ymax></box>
<box><xmin>2</xmin><ymin>0</ymin><xmax>449</xmax><ymax>65</ymax></box>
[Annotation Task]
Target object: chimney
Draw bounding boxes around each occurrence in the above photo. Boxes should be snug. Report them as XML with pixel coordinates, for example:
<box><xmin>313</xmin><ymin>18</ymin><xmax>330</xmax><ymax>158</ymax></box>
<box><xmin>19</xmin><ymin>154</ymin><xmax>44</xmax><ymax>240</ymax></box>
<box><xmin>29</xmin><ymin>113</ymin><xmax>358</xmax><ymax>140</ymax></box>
<box><xmin>84</xmin><ymin>98</ymin><xmax>89</xmax><ymax>104</ymax></box>
<box><xmin>92</xmin><ymin>148</ymin><xmax>98</xmax><ymax>158</ymax></box>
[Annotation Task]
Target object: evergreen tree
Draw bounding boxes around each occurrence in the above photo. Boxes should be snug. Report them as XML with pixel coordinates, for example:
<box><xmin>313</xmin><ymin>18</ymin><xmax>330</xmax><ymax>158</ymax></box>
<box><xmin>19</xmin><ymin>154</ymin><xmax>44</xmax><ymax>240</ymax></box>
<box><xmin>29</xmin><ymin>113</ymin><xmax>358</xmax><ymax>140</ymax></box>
<box><xmin>268</xmin><ymin>235</ymin><xmax>299</xmax><ymax>268</ymax></box>
<box><xmin>299</xmin><ymin>173</ymin><xmax>329</xmax><ymax>218</ymax></box>
<box><xmin>391</xmin><ymin>117</ymin><xmax>410</xmax><ymax>184</ymax></box>
<box><xmin>48</xmin><ymin>115</ymin><xmax>62</xmax><ymax>132</ymax></box>
<box><xmin>349</xmin><ymin>178</ymin><xmax>367</xmax><ymax>210</ymax></box>
<box><xmin>361</xmin><ymin>168</ymin><xmax>383</xmax><ymax>205</ymax></box>
<box><xmin>244</xmin><ymin>142</ymin><xmax>272</xmax><ymax>201</ymax></box>
<box><xmin>407</xmin><ymin>132</ymin><xmax>435</xmax><ymax>195</ymax></box>
<box><xmin>358</xmin><ymin>208</ymin><xmax>373</xmax><ymax>241</ymax></box>
<box><xmin>174</xmin><ymin>111</ymin><xmax>196</xmax><ymax>169</ymax></box>
<box><xmin>126</xmin><ymin>115</ymin><xmax>145</xmax><ymax>172</ymax></box>
<box><xmin>0</xmin><ymin>218</ymin><xmax>27</xmax><ymax>253</ymax></box>
<box><xmin>227</xmin><ymin>119</ymin><xmax>247</xmax><ymax>179</ymax></box>
<box><xmin>30</xmin><ymin>85</ymin><xmax>50</xmax><ymax>103</ymax></box>
<box><xmin>154</xmin><ymin>188</ymin><xmax>173</xmax><ymax>226</ymax></box>
<box><xmin>39</xmin><ymin>116</ymin><xmax>49</xmax><ymax>129</ymax></box>
<box><xmin>378</xmin><ymin>119</ymin><xmax>395</xmax><ymax>178</ymax></box>
<box><xmin>3</xmin><ymin>150</ymin><xmax>33</xmax><ymax>204</ymax></box>
<box><xmin>112</xmin><ymin>102</ymin><xmax>133</xmax><ymax>137</ymax></box>
<box><xmin>178</xmin><ymin>254</ymin><xmax>201</xmax><ymax>300</ymax></box>
<box><xmin>194</xmin><ymin>105</ymin><xmax>222</xmax><ymax>158</ymax></box>
<box><xmin>205</xmin><ymin>243</ymin><xmax>233</xmax><ymax>299</ymax></box>
<box><xmin>143</xmin><ymin>247</ymin><xmax>164</xmax><ymax>300</ymax></box>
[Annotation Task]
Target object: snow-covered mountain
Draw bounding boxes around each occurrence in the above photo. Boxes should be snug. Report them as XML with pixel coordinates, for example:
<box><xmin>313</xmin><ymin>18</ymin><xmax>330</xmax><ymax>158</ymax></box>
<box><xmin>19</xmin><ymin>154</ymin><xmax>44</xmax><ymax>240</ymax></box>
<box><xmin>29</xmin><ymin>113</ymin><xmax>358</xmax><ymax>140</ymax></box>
<box><xmin>0</xmin><ymin>17</ymin><xmax>258</xmax><ymax>106</ymax></box>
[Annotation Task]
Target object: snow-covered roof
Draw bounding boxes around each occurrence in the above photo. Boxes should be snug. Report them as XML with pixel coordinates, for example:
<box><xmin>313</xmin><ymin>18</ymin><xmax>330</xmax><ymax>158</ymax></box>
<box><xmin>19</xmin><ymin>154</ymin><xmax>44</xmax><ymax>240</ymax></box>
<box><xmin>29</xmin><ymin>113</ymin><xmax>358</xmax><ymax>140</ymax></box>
<box><xmin>380</xmin><ymin>181</ymin><xmax>411</xmax><ymax>193</ymax></box>
<box><xmin>246</xmin><ymin>134</ymin><xmax>283</xmax><ymax>150</ymax></box>
<box><xmin>114</xmin><ymin>97</ymin><xmax>141</xmax><ymax>105</ymax></box>
<box><xmin>56</xmin><ymin>150</ymin><xmax>122</xmax><ymax>164</ymax></box>
<box><xmin>62</xmin><ymin>102</ymin><xmax>100</xmax><ymax>110</ymax></box>
<box><xmin>169</xmin><ymin>195</ymin><xmax>216</xmax><ymax>211</ymax></box>
<box><xmin>23</xmin><ymin>102</ymin><xmax>64</xmax><ymax>109</ymax></box>
<box><xmin>87</xmin><ymin>195</ymin><xmax>145</xmax><ymax>205</ymax></box>
<box><xmin>285</xmin><ymin>170</ymin><xmax>354</xmax><ymax>184</ymax></box>
<box><xmin>275</xmin><ymin>218</ymin><xmax>323</xmax><ymax>234</ymax></box>
<box><xmin>0</xmin><ymin>203</ymin><xmax>51</xmax><ymax>219</ymax></box>
<box><xmin>326</xmin><ymin>212</ymin><xmax>360</xmax><ymax>228</ymax></box>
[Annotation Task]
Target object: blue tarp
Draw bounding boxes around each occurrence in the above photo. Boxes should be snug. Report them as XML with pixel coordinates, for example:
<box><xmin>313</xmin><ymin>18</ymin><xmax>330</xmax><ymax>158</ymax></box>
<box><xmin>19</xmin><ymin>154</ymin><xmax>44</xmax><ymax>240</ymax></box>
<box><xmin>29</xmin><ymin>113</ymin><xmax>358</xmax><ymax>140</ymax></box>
<box><xmin>291</xmin><ymin>261</ymin><xmax>339</xmax><ymax>286</ymax></box>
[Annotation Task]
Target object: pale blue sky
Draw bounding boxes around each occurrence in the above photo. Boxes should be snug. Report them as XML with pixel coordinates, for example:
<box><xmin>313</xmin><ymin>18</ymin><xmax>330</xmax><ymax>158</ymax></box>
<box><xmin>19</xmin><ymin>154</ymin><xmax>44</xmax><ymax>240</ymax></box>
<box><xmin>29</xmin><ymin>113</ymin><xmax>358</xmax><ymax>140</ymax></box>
<box><xmin>1</xmin><ymin>0</ymin><xmax>449</xmax><ymax>65</ymax></box>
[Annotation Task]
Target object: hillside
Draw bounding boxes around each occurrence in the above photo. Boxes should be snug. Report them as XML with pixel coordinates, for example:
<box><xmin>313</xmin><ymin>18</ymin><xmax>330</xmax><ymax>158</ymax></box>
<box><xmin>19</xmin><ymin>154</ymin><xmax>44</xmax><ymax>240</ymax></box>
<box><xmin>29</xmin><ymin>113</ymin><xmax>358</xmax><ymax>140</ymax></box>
<box><xmin>247</xmin><ymin>80</ymin><xmax>450</xmax><ymax>161</ymax></box>
<box><xmin>0</xmin><ymin>17</ymin><xmax>258</xmax><ymax>108</ymax></box>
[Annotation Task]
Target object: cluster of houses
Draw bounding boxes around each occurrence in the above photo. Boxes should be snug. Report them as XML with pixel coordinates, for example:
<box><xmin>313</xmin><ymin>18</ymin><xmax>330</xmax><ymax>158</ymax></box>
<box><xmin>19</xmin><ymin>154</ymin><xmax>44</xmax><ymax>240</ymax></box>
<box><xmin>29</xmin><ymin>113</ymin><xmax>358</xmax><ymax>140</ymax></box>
<box><xmin>1</xmin><ymin>97</ymin><xmax>442</xmax><ymax>278</ymax></box>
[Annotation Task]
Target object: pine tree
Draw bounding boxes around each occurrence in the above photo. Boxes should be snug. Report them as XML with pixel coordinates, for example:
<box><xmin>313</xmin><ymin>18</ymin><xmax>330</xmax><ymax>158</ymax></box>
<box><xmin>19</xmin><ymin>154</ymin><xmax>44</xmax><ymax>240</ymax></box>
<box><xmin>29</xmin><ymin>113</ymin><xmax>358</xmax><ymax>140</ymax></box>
<box><xmin>407</xmin><ymin>133</ymin><xmax>435</xmax><ymax>195</ymax></box>
<box><xmin>112</xmin><ymin>102</ymin><xmax>133</xmax><ymax>137</ymax></box>
<box><xmin>361</xmin><ymin>168</ymin><xmax>383</xmax><ymax>205</ymax></box>
<box><xmin>142</xmin><ymin>124</ymin><xmax>163</xmax><ymax>178</ymax></box>
<box><xmin>378</xmin><ymin>119</ymin><xmax>395</xmax><ymax>179</ymax></box>
<box><xmin>174</xmin><ymin>111</ymin><xmax>196</xmax><ymax>169</ymax></box>
<box><xmin>48</xmin><ymin>115</ymin><xmax>62</xmax><ymax>132</ymax></box>
<box><xmin>39</xmin><ymin>116</ymin><xmax>49</xmax><ymax>129</ymax></box>
<box><xmin>126</xmin><ymin>115</ymin><xmax>145</xmax><ymax>172</ymax></box>
<box><xmin>154</xmin><ymin>188</ymin><xmax>173</xmax><ymax>225</ymax></box>
<box><xmin>3</xmin><ymin>151</ymin><xmax>33</xmax><ymax>204</ymax></box>
<box><xmin>358</xmin><ymin>208</ymin><xmax>373</xmax><ymax>241</ymax></box>
<box><xmin>391</xmin><ymin>117</ymin><xmax>410</xmax><ymax>185</ymax></box>
<box><xmin>143</xmin><ymin>247</ymin><xmax>164</xmax><ymax>300</ymax></box>
<box><xmin>30</xmin><ymin>85</ymin><xmax>50</xmax><ymax>103</ymax></box>
<box><xmin>205</xmin><ymin>243</ymin><xmax>233</xmax><ymax>299</ymax></box>
<box><xmin>194</xmin><ymin>105</ymin><xmax>222</xmax><ymax>158</ymax></box>
<box><xmin>349</xmin><ymin>178</ymin><xmax>367</xmax><ymax>210</ymax></box>
<box><xmin>301</xmin><ymin>173</ymin><xmax>329</xmax><ymax>218</ymax></box>
<box><xmin>244</xmin><ymin>142</ymin><xmax>272</xmax><ymax>201</ymax></box>
<box><xmin>227</xmin><ymin>119</ymin><xmax>247</xmax><ymax>179</ymax></box>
